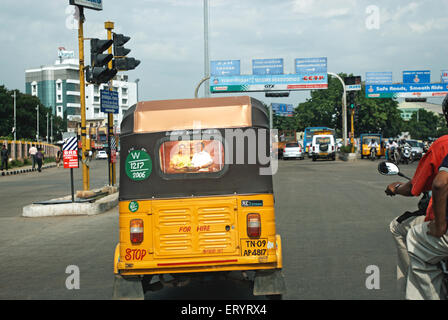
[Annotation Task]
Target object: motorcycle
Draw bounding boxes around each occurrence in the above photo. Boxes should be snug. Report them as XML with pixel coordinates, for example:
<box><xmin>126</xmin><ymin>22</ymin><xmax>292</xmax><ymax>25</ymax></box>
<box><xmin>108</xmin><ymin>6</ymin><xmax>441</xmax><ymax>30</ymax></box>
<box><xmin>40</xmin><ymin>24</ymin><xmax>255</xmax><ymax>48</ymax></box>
<box><xmin>370</xmin><ymin>147</ymin><xmax>377</xmax><ymax>161</ymax></box>
<box><xmin>400</xmin><ymin>144</ymin><xmax>413</xmax><ymax>165</ymax></box>
<box><xmin>378</xmin><ymin>161</ymin><xmax>448</xmax><ymax>299</ymax></box>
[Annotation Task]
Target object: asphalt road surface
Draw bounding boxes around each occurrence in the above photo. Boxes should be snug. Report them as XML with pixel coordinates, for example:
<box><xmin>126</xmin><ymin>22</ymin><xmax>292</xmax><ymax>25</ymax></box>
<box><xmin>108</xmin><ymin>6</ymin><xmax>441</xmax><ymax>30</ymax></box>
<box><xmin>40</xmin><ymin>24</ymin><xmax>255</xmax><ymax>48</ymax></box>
<box><xmin>0</xmin><ymin>157</ymin><xmax>421</xmax><ymax>299</ymax></box>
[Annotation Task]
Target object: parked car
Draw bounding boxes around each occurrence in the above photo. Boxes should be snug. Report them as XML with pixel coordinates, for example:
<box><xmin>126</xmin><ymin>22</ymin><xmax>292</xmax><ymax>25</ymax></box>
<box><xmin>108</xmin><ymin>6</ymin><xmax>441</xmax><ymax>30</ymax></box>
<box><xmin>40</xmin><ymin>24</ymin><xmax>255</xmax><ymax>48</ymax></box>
<box><xmin>282</xmin><ymin>142</ymin><xmax>304</xmax><ymax>160</ymax></box>
<box><xmin>96</xmin><ymin>150</ymin><xmax>108</xmax><ymax>160</ymax></box>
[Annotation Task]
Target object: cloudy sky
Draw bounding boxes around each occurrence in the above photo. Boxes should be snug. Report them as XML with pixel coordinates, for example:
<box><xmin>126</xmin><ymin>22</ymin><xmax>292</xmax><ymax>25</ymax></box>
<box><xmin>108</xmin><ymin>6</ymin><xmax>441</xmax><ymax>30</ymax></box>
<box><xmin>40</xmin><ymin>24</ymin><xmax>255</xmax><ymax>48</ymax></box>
<box><xmin>1</xmin><ymin>0</ymin><xmax>447</xmax><ymax>105</ymax></box>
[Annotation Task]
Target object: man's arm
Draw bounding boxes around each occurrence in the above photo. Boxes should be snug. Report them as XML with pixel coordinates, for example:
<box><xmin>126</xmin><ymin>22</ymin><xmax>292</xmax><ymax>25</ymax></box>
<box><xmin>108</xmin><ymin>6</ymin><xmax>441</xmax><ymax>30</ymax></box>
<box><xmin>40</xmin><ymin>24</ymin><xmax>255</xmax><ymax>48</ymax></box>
<box><xmin>385</xmin><ymin>180</ymin><xmax>413</xmax><ymax>197</ymax></box>
<box><xmin>428</xmin><ymin>170</ymin><xmax>448</xmax><ymax>237</ymax></box>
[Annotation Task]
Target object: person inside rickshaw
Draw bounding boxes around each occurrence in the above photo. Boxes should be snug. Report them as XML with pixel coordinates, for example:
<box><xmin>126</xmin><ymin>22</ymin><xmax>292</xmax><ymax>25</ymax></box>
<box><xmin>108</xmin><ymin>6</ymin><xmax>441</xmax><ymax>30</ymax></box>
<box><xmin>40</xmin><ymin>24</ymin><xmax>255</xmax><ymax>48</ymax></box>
<box><xmin>170</xmin><ymin>144</ymin><xmax>192</xmax><ymax>171</ymax></box>
<box><xmin>191</xmin><ymin>141</ymin><xmax>213</xmax><ymax>170</ymax></box>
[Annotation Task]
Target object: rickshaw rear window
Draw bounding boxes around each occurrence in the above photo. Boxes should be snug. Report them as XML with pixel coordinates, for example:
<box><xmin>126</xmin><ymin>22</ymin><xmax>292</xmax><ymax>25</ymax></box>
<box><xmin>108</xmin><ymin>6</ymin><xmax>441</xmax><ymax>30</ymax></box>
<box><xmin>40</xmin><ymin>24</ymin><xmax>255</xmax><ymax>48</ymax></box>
<box><xmin>316</xmin><ymin>137</ymin><xmax>330</xmax><ymax>144</ymax></box>
<box><xmin>159</xmin><ymin>140</ymin><xmax>225</xmax><ymax>175</ymax></box>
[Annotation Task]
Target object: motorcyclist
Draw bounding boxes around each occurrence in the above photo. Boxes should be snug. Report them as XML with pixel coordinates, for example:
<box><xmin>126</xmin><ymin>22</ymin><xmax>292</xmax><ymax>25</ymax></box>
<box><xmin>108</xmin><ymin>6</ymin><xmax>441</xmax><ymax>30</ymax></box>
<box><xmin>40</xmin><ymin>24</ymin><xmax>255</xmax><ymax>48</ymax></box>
<box><xmin>368</xmin><ymin>139</ymin><xmax>379</xmax><ymax>158</ymax></box>
<box><xmin>405</xmin><ymin>94</ymin><xmax>448</xmax><ymax>299</ymax></box>
<box><xmin>386</xmin><ymin>94</ymin><xmax>448</xmax><ymax>299</ymax></box>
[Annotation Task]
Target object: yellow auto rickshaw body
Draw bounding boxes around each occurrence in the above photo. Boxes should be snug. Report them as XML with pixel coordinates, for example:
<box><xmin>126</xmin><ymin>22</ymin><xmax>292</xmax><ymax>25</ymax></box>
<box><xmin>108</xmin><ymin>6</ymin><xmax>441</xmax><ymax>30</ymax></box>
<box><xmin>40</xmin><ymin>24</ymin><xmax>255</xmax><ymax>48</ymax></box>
<box><xmin>113</xmin><ymin>96</ymin><xmax>284</xmax><ymax>298</ymax></box>
<box><xmin>360</xmin><ymin>133</ymin><xmax>384</xmax><ymax>158</ymax></box>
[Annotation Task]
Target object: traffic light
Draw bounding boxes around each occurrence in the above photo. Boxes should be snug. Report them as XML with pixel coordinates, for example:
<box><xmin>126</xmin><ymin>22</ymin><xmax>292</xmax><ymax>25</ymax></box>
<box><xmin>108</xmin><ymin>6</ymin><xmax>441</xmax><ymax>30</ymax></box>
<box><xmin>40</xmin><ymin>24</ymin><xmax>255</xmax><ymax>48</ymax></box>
<box><xmin>113</xmin><ymin>33</ymin><xmax>140</xmax><ymax>71</ymax></box>
<box><xmin>265</xmin><ymin>92</ymin><xmax>290</xmax><ymax>98</ymax></box>
<box><xmin>348</xmin><ymin>92</ymin><xmax>355</xmax><ymax>109</ymax></box>
<box><xmin>87</xmin><ymin>38</ymin><xmax>117</xmax><ymax>84</ymax></box>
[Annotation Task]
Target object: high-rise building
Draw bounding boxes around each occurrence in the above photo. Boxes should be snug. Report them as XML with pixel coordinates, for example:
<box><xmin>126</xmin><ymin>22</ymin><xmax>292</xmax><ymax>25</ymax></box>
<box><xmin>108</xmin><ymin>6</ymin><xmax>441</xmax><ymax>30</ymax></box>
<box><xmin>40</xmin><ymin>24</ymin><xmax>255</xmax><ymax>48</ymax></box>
<box><xmin>25</xmin><ymin>48</ymin><xmax>138</xmax><ymax>127</ymax></box>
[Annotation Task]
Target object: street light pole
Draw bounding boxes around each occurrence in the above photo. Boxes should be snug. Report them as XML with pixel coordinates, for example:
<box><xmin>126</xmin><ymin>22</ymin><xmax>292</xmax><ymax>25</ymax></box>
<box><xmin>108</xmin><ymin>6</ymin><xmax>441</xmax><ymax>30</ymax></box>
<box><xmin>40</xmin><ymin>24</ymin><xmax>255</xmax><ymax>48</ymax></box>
<box><xmin>203</xmin><ymin>0</ymin><xmax>210</xmax><ymax>98</ymax></box>
<box><xmin>46</xmin><ymin>113</ymin><xmax>49</xmax><ymax>143</ymax></box>
<box><xmin>36</xmin><ymin>105</ymin><xmax>39</xmax><ymax>142</ymax></box>
<box><xmin>12</xmin><ymin>90</ymin><xmax>16</xmax><ymax>141</ymax></box>
<box><xmin>50</xmin><ymin>115</ymin><xmax>53</xmax><ymax>144</ymax></box>
<box><xmin>135</xmin><ymin>78</ymin><xmax>140</xmax><ymax>102</ymax></box>
<box><xmin>327</xmin><ymin>72</ymin><xmax>348</xmax><ymax>146</ymax></box>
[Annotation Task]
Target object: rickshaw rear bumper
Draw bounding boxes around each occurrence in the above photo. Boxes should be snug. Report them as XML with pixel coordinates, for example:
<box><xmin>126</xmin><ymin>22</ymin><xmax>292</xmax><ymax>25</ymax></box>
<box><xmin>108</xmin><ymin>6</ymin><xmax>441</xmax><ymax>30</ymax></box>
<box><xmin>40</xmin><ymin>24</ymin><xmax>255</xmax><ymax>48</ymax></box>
<box><xmin>114</xmin><ymin>234</ymin><xmax>283</xmax><ymax>276</ymax></box>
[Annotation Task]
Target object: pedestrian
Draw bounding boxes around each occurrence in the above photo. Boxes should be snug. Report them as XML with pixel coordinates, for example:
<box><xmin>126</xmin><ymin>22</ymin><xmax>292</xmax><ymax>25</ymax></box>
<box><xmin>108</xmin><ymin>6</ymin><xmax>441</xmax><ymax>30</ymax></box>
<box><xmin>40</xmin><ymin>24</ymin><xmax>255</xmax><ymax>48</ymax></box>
<box><xmin>29</xmin><ymin>144</ymin><xmax>37</xmax><ymax>169</ymax></box>
<box><xmin>1</xmin><ymin>144</ymin><xmax>9</xmax><ymax>171</ymax></box>
<box><xmin>56</xmin><ymin>148</ymin><xmax>62</xmax><ymax>168</ymax></box>
<box><xmin>36</xmin><ymin>148</ymin><xmax>44</xmax><ymax>172</ymax></box>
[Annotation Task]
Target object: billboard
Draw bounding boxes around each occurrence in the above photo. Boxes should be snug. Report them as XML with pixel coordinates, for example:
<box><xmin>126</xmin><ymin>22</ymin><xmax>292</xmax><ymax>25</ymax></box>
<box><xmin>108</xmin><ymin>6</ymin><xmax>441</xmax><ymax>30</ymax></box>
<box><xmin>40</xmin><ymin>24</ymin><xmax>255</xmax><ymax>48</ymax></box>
<box><xmin>366</xmin><ymin>83</ymin><xmax>448</xmax><ymax>98</ymax></box>
<box><xmin>210</xmin><ymin>73</ymin><xmax>328</xmax><ymax>93</ymax></box>
<box><xmin>210</xmin><ymin>60</ymin><xmax>240</xmax><ymax>76</ymax></box>
<box><xmin>69</xmin><ymin>0</ymin><xmax>103</xmax><ymax>10</ymax></box>
<box><xmin>442</xmin><ymin>70</ymin><xmax>448</xmax><ymax>83</ymax></box>
<box><xmin>403</xmin><ymin>70</ymin><xmax>431</xmax><ymax>84</ymax></box>
<box><xmin>252</xmin><ymin>58</ymin><xmax>284</xmax><ymax>75</ymax></box>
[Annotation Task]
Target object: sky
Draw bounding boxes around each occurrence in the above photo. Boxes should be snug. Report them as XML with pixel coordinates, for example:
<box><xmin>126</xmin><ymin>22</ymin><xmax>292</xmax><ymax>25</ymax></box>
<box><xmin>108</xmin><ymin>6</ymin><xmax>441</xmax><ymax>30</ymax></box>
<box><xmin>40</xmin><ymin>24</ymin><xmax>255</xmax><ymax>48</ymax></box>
<box><xmin>1</xmin><ymin>0</ymin><xmax>447</xmax><ymax>106</ymax></box>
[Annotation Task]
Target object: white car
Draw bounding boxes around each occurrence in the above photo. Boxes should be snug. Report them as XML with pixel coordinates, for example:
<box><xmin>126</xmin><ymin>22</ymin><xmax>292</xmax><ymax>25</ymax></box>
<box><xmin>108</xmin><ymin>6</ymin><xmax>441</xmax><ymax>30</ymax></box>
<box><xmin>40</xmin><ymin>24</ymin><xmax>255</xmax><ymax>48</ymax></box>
<box><xmin>282</xmin><ymin>142</ymin><xmax>304</xmax><ymax>160</ymax></box>
<box><xmin>96</xmin><ymin>150</ymin><xmax>108</xmax><ymax>160</ymax></box>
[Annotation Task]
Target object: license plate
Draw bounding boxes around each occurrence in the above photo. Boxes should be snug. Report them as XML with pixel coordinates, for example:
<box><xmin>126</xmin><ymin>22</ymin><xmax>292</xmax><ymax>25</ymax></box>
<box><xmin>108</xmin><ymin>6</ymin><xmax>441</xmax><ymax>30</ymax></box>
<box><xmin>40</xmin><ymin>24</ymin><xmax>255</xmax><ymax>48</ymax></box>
<box><xmin>241</xmin><ymin>238</ymin><xmax>268</xmax><ymax>256</ymax></box>
<box><xmin>319</xmin><ymin>152</ymin><xmax>328</xmax><ymax>156</ymax></box>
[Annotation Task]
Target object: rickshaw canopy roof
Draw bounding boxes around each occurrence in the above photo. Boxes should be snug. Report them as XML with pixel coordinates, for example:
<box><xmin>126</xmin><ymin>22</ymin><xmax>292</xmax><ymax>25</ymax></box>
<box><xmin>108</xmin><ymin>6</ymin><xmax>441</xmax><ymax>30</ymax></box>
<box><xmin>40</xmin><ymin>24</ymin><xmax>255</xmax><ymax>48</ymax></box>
<box><xmin>125</xmin><ymin>96</ymin><xmax>268</xmax><ymax>135</ymax></box>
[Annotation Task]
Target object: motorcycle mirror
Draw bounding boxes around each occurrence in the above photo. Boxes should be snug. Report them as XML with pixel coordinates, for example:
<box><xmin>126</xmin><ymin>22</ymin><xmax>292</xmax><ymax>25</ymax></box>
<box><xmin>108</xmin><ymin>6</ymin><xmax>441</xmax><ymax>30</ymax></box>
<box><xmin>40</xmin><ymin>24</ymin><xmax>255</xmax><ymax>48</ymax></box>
<box><xmin>378</xmin><ymin>161</ymin><xmax>400</xmax><ymax>176</ymax></box>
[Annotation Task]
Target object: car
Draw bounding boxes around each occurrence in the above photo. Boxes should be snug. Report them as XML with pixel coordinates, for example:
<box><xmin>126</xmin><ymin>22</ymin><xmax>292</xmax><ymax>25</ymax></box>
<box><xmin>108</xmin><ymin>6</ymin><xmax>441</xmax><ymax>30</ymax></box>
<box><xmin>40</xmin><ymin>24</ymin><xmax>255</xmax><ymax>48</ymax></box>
<box><xmin>406</xmin><ymin>139</ymin><xmax>424</xmax><ymax>160</ymax></box>
<box><xmin>96</xmin><ymin>150</ymin><xmax>108</xmax><ymax>160</ymax></box>
<box><xmin>311</xmin><ymin>134</ymin><xmax>336</xmax><ymax>161</ymax></box>
<box><xmin>282</xmin><ymin>142</ymin><xmax>304</xmax><ymax>160</ymax></box>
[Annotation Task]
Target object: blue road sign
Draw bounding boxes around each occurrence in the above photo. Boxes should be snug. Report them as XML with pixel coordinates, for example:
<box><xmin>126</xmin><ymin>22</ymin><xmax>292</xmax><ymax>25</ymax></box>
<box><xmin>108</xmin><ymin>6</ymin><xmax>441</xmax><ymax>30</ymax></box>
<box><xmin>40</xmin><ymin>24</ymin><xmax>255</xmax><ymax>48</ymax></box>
<box><xmin>210</xmin><ymin>60</ymin><xmax>240</xmax><ymax>76</ymax></box>
<box><xmin>271</xmin><ymin>103</ymin><xmax>294</xmax><ymax>117</ymax></box>
<box><xmin>442</xmin><ymin>70</ymin><xmax>448</xmax><ymax>83</ymax></box>
<box><xmin>295</xmin><ymin>57</ymin><xmax>327</xmax><ymax>74</ymax></box>
<box><xmin>365</xmin><ymin>72</ymin><xmax>393</xmax><ymax>84</ymax></box>
<box><xmin>100</xmin><ymin>89</ymin><xmax>119</xmax><ymax>114</ymax></box>
<box><xmin>252</xmin><ymin>58</ymin><xmax>284</xmax><ymax>75</ymax></box>
<box><xmin>403</xmin><ymin>70</ymin><xmax>431</xmax><ymax>84</ymax></box>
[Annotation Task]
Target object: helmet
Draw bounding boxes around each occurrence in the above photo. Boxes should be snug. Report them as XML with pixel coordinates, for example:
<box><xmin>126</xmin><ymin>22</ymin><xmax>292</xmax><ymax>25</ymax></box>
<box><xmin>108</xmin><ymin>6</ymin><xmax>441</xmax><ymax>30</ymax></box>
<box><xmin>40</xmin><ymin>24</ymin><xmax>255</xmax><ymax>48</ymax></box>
<box><xmin>443</xmin><ymin>94</ymin><xmax>448</xmax><ymax>126</ymax></box>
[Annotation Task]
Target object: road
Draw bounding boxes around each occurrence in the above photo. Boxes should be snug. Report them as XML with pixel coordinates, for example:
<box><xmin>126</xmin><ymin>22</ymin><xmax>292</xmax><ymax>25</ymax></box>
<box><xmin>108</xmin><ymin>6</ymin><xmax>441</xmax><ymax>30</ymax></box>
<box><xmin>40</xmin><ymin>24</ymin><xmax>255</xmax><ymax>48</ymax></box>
<box><xmin>0</xmin><ymin>158</ymin><xmax>421</xmax><ymax>299</ymax></box>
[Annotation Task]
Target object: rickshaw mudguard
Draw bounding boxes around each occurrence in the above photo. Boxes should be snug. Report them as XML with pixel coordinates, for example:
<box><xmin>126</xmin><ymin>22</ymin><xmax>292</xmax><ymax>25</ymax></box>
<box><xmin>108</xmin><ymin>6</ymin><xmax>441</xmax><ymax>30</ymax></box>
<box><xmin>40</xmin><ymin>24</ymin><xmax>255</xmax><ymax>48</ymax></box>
<box><xmin>113</xmin><ymin>244</ymin><xmax>145</xmax><ymax>300</ymax></box>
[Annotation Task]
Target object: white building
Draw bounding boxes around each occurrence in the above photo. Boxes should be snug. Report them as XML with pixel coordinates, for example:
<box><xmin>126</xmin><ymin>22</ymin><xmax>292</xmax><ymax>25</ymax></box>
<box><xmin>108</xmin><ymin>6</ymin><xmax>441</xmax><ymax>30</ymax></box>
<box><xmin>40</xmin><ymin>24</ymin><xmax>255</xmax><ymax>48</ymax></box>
<box><xmin>25</xmin><ymin>48</ymin><xmax>138</xmax><ymax>130</ymax></box>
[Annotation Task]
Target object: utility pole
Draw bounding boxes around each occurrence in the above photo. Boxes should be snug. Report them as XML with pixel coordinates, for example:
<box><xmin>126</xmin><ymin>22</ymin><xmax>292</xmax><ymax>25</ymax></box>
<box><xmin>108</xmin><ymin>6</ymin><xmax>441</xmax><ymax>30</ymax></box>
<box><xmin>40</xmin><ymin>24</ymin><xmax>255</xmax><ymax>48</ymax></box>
<box><xmin>12</xmin><ymin>90</ymin><xmax>16</xmax><ymax>141</ymax></box>
<box><xmin>36</xmin><ymin>105</ymin><xmax>39</xmax><ymax>142</ymax></box>
<box><xmin>135</xmin><ymin>78</ymin><xmax>140</xmax><ymax>102</ymax></box>
<box><xmin>46</xmin><ymin>113</ymin><xmax>49</xmax><ymax>143</ymax></box>
<box><xmin>77</xmin><ymin>5</ymin><xmax>89</xmax><ymax>190</ymax></box>
<box><xmin>203</xmin><ymin>0</ymin><xmax>210</xmax><ymax>97</ymax></box>
<box><xmin>50</xmin><ymin>114</ymin><xmax>53</xmax><ymax>144</ymax></box>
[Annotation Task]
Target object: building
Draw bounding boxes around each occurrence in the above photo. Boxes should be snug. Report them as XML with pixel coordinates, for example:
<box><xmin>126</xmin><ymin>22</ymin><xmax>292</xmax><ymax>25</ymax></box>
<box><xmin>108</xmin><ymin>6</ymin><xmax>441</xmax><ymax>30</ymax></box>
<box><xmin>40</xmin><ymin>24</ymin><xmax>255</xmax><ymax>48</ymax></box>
<box><xmin>398</xmin><ymin>101</ymin><xmax>443</xmax><ymax>121</ymax></box>
<box><xmin>25</xmin><ymin>48</ymin><xmax>137</xmax><ymax>132</ymax></box>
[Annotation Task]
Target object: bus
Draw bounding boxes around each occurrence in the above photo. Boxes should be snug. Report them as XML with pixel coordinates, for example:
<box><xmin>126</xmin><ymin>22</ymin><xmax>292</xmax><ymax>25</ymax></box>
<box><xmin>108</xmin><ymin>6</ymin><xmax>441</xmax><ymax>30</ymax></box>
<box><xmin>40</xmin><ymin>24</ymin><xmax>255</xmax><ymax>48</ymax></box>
<box><xmin>303</xmin><ymin>127</ymin><xmax>335</xmax><ymax>153</ymax></box>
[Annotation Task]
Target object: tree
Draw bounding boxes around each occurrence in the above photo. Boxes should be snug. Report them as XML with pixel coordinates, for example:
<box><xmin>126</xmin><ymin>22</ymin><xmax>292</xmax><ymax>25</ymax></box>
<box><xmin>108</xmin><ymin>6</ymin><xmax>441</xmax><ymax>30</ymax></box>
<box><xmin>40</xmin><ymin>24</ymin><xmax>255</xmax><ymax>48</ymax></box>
<box><xmin>0</xmin><ymin>85</ymin><xmax>65</xmax><ymax>141</ymax></box>
<box><xmin>404</xmin><ymin>109</ymin><xmax>440</xmax><ymax>140</ymax></box>
<box><xmin>294</xmin><ymin>73</ymin><xmax>404</xmax><ymax>138</ymax></box>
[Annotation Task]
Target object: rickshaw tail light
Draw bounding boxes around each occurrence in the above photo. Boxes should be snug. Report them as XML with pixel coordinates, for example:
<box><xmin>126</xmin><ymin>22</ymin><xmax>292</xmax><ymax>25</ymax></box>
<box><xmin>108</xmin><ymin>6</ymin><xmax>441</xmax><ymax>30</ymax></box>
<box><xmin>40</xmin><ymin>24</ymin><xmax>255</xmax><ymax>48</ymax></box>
<box><xmin>247</xmin><ymin>213</ymin><xmax>261</xmax><ymax>238</ymax></box>
<box><xmin>130</xmin><ymin>219</ymin><xmax>144</xmax><ymax>244</ymax></box>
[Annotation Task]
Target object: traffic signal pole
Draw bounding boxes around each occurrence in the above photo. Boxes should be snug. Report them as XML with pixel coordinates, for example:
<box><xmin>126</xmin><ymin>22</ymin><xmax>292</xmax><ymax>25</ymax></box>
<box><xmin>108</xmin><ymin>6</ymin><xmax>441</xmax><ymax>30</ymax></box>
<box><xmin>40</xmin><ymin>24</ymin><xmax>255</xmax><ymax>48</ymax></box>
<box><xmin>77</xmin><ymin>6</ymin><xmax>89</xmax><ymax>190</ymax></box>
<box><xmin>106</xmin><ymin>21</ymin><xmax>115</xmax><ymax>186</ymax></box>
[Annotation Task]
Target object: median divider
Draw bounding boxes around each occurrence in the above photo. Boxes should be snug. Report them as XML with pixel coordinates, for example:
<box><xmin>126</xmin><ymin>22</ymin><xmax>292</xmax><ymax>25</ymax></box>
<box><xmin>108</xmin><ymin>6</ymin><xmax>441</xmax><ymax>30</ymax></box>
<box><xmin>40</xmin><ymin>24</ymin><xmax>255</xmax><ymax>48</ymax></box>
<box><xmin>22</xmin><ymin>185</ymin><xmax>119</xmax><ymax>218</ymax></box>
<box><xmin>1</xmin><ymin>163</ymin><xmax>57</xmax><ymax>177</ymax></box>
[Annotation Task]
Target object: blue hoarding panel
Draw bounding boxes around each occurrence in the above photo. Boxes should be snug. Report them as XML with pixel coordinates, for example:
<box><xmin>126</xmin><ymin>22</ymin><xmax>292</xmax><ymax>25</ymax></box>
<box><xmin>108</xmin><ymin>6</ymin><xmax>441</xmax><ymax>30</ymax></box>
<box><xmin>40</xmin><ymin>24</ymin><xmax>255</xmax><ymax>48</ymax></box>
<box><xmin>442</xmin><ymin>70</ymin><xmax>448</xmax><ymax>83</ymax></box>
<box><xmin>252</xmin><ymin>58</ymin><xmax>284</xmax><ymax>75</ymax></box>
<box><xmin>210</xmin><ymin>60</ymin><xmax>240</xmax><ymax>76</ymax></box>
<box><xmin>295</xmin><ymin>57</ymin><xmax>327</xmax><ymax>74</ymax></box>
<box><xmin>365</xmin><ymin>72</ymin><xmax>393</xmax><ymax>84</ymax></box>
<box><xmin>271</xmin><ymin>103</ymin><xmax>294</xmax><ymax>116</ymax></box>
<box><xmin>100</xmin><ymin>90</ymin><xmax>119</xmax><ymax>114</ymax></box>
<box><xmin>403</xmin><ymin>70</ymin><xmax>431</xmax><ymax>84</ymax></box>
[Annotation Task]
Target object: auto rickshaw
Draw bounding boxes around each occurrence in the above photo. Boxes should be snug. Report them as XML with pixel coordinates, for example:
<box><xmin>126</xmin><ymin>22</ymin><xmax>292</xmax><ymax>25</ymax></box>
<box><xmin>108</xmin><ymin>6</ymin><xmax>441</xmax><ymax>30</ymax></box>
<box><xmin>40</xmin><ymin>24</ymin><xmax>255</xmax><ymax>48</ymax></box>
<box><xmin>113</xmin><ymin>96</ymin><xmax>285</xmax><ymax>299</ymax></box>
<box><xmin>360</xmin><ymin>133</ymin><xmax>385</xmax><ymax>159</ymax></box>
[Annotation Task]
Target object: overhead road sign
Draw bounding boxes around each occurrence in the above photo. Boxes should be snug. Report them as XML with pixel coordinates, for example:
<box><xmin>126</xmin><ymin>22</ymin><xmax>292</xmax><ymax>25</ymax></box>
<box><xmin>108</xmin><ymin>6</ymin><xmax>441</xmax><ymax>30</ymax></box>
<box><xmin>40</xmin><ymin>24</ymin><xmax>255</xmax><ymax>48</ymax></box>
<box><xmin>210</xmin><ymin>60</ymin><xmax>240</xmax><ymax>76</ymax></box>
<box><xmin>442</xmin><ymin>70</ymin><xmax>448</xmax><ymax>83</ymax></box>
<box><xmin>252</xmin><ymin>58</ymin><xmax>284</xmax><ymax>75</ymax></box>
<box><xmin>403</xmin><ymin>70</ymin><xmax>431</xmax><ymax>84</ymax></box>
<box><xmin>69</xmin><ymin>0</ymin><xmax>102</xmax><ymax>10</ymax></box>
<box><xmin>210</xmin><ymin>73</ymin><xmax>328</xmax><ymax>93</ymax></box>
<box><xmin>365</xmin><ymin>72</ymin><xmax>393</xmax><ymax>85</ymax></box>
<box><xmin>100</xmin><ymin>89</ymin><xmax>119</xmax><ymax>114</ymax></box>
<box><xmin>271</xmin><ymin>103</ymin><xmax>294</xmax><ymax>117</ymax></box>
<box><xmin>366</xmin><ymin>83</ymin><xmax>448</xmax><ymax>98</ymax></box>
<box><xmin>295</xmin><ymin>57</ymin><xmax>327</xmax><ymax>74</ymax></box>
